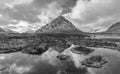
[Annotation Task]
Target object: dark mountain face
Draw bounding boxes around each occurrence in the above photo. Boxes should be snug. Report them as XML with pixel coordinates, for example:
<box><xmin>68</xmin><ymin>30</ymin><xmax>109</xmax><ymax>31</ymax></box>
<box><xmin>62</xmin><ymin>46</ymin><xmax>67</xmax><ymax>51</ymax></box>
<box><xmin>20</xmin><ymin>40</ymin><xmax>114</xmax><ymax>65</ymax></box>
<box><xmin>105</xmin><ymin>22</ymin><xmax>120</xmax><ymax>33</ymax></box>
<box><xmin>36</xmin><ymin>15</ymin><xmax>83</xmax><ymax>34</ymax></box>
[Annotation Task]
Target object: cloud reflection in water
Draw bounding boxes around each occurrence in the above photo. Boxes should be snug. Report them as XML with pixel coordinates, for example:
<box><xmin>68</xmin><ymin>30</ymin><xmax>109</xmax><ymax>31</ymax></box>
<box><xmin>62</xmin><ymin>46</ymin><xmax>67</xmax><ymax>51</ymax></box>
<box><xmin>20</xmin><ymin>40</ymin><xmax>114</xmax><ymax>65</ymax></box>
<box><xmin>0</xmin><ymin>49</ymin><xmax>63</xmax><ymax>74</ymax></box>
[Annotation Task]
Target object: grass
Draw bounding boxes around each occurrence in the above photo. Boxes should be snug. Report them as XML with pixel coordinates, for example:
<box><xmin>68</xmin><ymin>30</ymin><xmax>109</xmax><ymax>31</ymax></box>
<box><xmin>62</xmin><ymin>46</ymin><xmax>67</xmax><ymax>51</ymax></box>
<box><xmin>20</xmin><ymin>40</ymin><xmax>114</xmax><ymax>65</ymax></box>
<box><xmin>0</xmin><ymin>33</ymin><xmax>119</xmax><ymax>55</ymax></box>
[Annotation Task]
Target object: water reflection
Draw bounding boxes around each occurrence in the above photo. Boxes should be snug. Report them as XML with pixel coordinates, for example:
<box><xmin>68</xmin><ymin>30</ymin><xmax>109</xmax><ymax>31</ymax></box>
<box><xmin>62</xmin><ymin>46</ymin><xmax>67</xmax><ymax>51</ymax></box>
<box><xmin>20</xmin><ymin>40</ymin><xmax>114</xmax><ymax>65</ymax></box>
<box><xmin>89</xmin><ymin>48</ymin><xmax>120</xmax><ymax>74</ymax></box>
<box><xmin>0</xmin><ymin>48</ymin><xmax>120</xmax><ymax>74</ymax></box>
<box><xmin>0</xmin><ymin>48</ymin><xmax>65</xmax><ymax>74</ymax></box>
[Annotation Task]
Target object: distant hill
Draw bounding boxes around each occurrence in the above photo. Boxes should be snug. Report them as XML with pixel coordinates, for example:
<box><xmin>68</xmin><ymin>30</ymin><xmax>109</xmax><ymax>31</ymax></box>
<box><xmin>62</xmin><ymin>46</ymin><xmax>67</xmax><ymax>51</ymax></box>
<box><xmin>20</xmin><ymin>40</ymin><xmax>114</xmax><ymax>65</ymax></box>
<box><xmin>3</xmin><ymin>28</ymin><xmax>18</xmax><ymax>33</ymax></box>
<box><xmin>105</xmin><ymin>22</ymin><xmax>120</xmax><ymax>33</ymax></box>
<box><xmin>36</xmin><ymin>15</ymin><xmax>84</xmax><ymax>34</ymax></box>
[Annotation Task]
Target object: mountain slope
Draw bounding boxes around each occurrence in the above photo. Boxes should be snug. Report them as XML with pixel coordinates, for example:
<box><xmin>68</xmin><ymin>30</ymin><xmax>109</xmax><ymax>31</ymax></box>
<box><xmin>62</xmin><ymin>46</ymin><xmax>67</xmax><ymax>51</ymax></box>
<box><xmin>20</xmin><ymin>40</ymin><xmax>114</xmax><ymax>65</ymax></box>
<box><xmin>0</xmin><ymin>27</ymin><xmax>5</xmax><ymax>33</ymax></box>
<box><xmin>36</xmin><ymin>15</ymin><xmax>83</xmax><ymax>34</ymax></box>
<box><xmin>105</xmin><ymin>22</ymin><xmax>120</xmax><ymax>33</ymax></box>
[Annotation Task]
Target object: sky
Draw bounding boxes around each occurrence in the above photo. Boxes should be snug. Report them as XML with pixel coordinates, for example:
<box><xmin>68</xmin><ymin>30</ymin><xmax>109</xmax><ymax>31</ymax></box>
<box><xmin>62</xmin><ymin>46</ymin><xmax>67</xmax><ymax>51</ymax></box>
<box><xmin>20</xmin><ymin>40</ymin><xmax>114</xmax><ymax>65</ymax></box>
<box><xmin>0</xmin><ymin>0</ymin><xmax>120</xmax><ymax>33</ymax></box>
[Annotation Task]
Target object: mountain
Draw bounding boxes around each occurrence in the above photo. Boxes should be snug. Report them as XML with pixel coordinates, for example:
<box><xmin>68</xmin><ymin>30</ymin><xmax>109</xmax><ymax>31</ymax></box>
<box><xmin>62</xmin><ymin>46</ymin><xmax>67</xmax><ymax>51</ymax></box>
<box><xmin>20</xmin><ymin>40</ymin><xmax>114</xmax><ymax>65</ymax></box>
<box><xmin>90</xmin><ymin>27</ymin><xmax>107</xmax><ymax>33</ymax></box>
<box><xmin>105</xmin><ymin>22</ymin><xmax>120</xmax><ymax>33</ymax></box>
<box><xmin>0</xmin><ymin>27</ymin><xmax>19</xmax><ymax>33</ymax></box>
<box><xmin>36</xmin><ymin>15</ymin><xmax>83</xmax><ymax>34</ymax></box>
<box><xmin>0</xmin><ymin>27</ymin><xmax>5</xmax><ymax>33</ymax></box>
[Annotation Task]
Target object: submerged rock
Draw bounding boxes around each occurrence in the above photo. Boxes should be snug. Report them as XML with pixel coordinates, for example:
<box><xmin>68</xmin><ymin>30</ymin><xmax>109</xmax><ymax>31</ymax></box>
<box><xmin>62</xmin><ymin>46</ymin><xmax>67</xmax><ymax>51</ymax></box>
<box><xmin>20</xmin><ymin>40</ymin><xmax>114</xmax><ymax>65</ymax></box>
<box><xmin>81</xmin><ymin>55</ymin><xmax>108</xmax><ymax>68</ymax></box>
<box><xmin>71</xmin><ymin>45</ymin><xmax>95</xmax><ymax>55</ymax></box>
<box><xmin>57</xmin><ymin>54</ymin><xmax>71</xmax><ymax>61</ymax></box>
<box><xmin>65</xmin><ymin>66</ymin><xmax>88</xmax><ymax>74</ymax></box>
<box><xmin>21</xmin><ymin>43</ymin><xmax>49</xmax><ymax>55</ymax></box>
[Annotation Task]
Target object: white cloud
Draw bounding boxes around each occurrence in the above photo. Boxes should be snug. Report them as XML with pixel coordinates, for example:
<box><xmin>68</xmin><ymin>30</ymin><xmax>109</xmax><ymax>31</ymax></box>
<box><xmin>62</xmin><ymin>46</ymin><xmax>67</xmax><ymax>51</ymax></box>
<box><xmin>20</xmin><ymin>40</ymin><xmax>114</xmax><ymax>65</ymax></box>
<box><xmin>1</xmin><ymin>0</ymin><xmax>120</xmax><ymax>32</ymax></box>
<box><xmin>47</xmin><ymin>2</ymin><xmax>61</xmax><ymax>18</ymax></box>
<box><xmin>5</xmin><ymin>21</ymin><xmax>36</xmax><ymax>33</ymax></box>
<box><xmin>37</xmin><ymin>2</ymin><xmax>62</xmax><ymax>26</ymax></box>
<box><xmin>65</xmin><ymin>0</ymin><xmax>120</xmax><ymax>32</ymax></box>
<box><xmin>10</xmin><ymin>64</ymin><xmax>32</xmax><ymax>74</ymax></box>
<box><xmin>41</xmin><ymin>48</ymin><xmax>60</xmax><ymax>66</ymax></box>
<box><xmin>37</xmin><ymin>12</ymin><xmax>50</xmax><ymax>26</ymax></box>
<box><xmin>0</xmin><ymin>14</ymin><xmax>2</xmax><ymax>17</ymax></box>
<box><xmin>0</xmin><ymin>0</ymin><xmax>75</xmax><ymax>32</ymax></box>
<box><xmin>0</xmin><ymin>1</ymin><xmax>63</xmax><ymax>33</ymax></box>
<box><xmin>0</xmin><ymin>55</ymin><xmax>5</xmax><ymax>60</ymax></box>
<box><xmin>1</xmin><ymin>0</ymin><xmax>33</xmax><ymax>8</ymax></box>
<box><xmin>61</xmin><ymin>44</ymin><xmax>86</xmax><ymax>68</ymax></box>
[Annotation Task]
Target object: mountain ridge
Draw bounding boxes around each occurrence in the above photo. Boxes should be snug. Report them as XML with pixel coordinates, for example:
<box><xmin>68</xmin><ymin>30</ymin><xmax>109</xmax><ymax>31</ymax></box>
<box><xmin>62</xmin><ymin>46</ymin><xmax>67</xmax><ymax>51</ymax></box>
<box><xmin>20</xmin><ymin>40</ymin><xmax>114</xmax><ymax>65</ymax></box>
<box><xmin>36</xmin><ymin>15</ymin><xmax>84</xmax><ymax>34</ymax></box>
<box><xmin>104</xmin><ymin>22</ymin><xmax>120</xmax><ymax>33</ymax></box>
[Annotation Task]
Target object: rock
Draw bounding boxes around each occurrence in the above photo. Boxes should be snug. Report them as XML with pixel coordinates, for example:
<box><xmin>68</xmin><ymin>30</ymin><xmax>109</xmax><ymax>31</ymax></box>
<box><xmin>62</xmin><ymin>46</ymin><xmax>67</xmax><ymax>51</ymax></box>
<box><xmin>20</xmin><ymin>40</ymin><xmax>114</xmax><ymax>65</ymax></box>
<box><xmin>71</xmin><ymin>45</ymin><xmax>95</xmax><ymax>55</ymax></box>
<box><xmin>57</xmin><ymin>54</ymin><xmax>71</xmax><ymax>61</ymax></box>
<box><xmin>21</xmin><ymin>43</ymin><xmax>49</xmax><ymax>55</ymax></box>
<box><xmin>81</xmin><ymin>55</ymin><xmax>108</xmax><ymax>68</ymax></box>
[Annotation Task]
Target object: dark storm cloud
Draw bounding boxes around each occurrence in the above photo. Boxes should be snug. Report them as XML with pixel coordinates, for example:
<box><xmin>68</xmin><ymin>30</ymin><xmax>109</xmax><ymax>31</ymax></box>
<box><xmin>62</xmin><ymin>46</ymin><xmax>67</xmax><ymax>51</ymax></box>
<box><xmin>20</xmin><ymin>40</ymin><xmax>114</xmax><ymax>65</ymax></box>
<box><xmin>61</xmin><ymin>0</ymin><xmax>78</xmax><ymax>14</ymax></box>
<box><xmin>32</xmin><ymin>0</ymin><xmax>78</xmax><ymax>14</ymax></box>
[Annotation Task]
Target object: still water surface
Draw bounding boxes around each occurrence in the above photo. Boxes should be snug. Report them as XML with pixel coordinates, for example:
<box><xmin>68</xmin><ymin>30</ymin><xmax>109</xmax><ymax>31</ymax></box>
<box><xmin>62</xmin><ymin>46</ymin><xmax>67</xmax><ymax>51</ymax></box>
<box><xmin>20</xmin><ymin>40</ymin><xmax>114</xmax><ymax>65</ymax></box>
<box><xmin>0</xmin><ymin>48</ymin><xmax>120</xmax><ymax>74</ymax></box>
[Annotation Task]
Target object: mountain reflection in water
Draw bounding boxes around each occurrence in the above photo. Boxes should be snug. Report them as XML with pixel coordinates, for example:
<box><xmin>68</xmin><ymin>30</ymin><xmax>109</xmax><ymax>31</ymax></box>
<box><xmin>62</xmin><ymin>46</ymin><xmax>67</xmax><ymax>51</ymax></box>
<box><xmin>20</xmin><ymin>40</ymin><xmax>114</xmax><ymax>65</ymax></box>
<box><xmin>0</xmin><ymin>48</ymin><xmax>120</xmax><ymax>74</ymax></box>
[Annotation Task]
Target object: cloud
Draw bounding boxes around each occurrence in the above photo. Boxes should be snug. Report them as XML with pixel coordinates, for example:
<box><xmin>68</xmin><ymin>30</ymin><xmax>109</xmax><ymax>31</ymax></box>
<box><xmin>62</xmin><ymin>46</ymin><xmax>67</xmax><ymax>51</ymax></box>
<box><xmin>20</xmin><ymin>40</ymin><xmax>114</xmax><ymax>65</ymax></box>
<box><xmin>0</xmin><ymin>0</ymin><xmax>79</xmax><ymax>33</ymax></box>
<box><xmin>0</xmin><ymin>0</ymin><xmax>33</xmax><ymax>8</ymax></box>
<box><xmin>1</xmin><ymin>1</ymin><xmax>66</xmax><ymax>33</ymax></box>
<box><xmin>4</xmin><ymin>0</ymin><xmax>120</xmax><ymax>32</ymax></box>
<box><xmin>0</xmin><ymin>55</ymin><xmax>6</xmax><ymax>60</ymax></box>
<box><xmin>0</xmin><ymin>0</ymin><xmax>77</xmax><ymax>24</ymax></box>
<box><xmin>1</xmin><ymin>0</ymin><xmax>120</xmax><ymax>33</ymax></box>
<box><xmin>61</xmin><ymin>44</ymin><xmax>86</xmax><ymax>68</ymax></box>
<box><xmin>65</xmin><ymin>0</ymin><xmax>120</xmax><ymax>32</ymax></box>
<box><xmin>32</xmin><ymin>0</ymin><xmax>57</xmax><ymax>8</ymax></box>
<box><xmin>0</xmin><ymin>13</ymin><xmax>13</xmax><ymax>25</ymax></box>
<box><xmin>10</xmin><ymin>64</ymin><xmax>32</xmax><ymax>74</ymax></box>
<box><xmin>0</xmin><ymin>0</ymin><xmax>62</xmax><ymax>32</ymax></box>
<box><xmin>37</xmin><ymin>1</ymin><xmax>62</xmax><ymax>26</ymax></box>
<box><xmin>35</xmin><ymin>0</ymin><xmax>78</xmax><ymax>27</ymax></box>
<box><xmin>3</xmin><ymin>21</ymin><xmax>37</xmax><ymax>33</ymax></box>
<box><xmin>2</xmin><ymin>6</ymin><xmax>40</xmax><ymax>23</ymax></box>
<box><xmin>0</xmin><ymin>1</ymin><xmax>40</xmax><ymax>26</ymax></box>
<box><xmin>40</xmin><ymin>48</ymin><xmax>60</xmax><ymax>66</ymax></box>
<box><xmin>61</xmin><ymin>0</ymin><xmax>78</xmax><ymax>14</ymax></box>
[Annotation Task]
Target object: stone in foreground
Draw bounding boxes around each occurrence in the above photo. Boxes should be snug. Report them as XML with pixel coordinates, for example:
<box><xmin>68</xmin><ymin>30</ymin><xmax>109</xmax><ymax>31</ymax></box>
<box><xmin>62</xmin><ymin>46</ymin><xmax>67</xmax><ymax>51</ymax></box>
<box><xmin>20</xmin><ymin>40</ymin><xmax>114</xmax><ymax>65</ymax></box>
<box><xmin>57</xmin><ymin>54</ymin><xmax>71</xmax><ymax>61</ymax></box>
<box><xmin>81</xmin><ymin>55</ymin><xmax>108</xmax><ymax>68</ymax></box>
<box><xmin>71</xmin><ymin>45</ymin><xmax>95</xmax><ymax>55</ymax></box>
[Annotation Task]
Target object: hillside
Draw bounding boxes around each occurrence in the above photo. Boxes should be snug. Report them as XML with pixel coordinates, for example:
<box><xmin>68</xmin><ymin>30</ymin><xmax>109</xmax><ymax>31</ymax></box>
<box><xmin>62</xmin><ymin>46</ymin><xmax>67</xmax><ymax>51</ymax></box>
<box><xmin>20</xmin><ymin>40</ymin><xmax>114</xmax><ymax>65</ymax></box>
<box><xmin>105</xmin><ymin>22</ymin><xmax>120</xmax><ymax>33</ymax></box>
<box><xmin>36</xmin><ymin>15</ymin><xmax>84</xmax><ymax>34</ymax></box>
